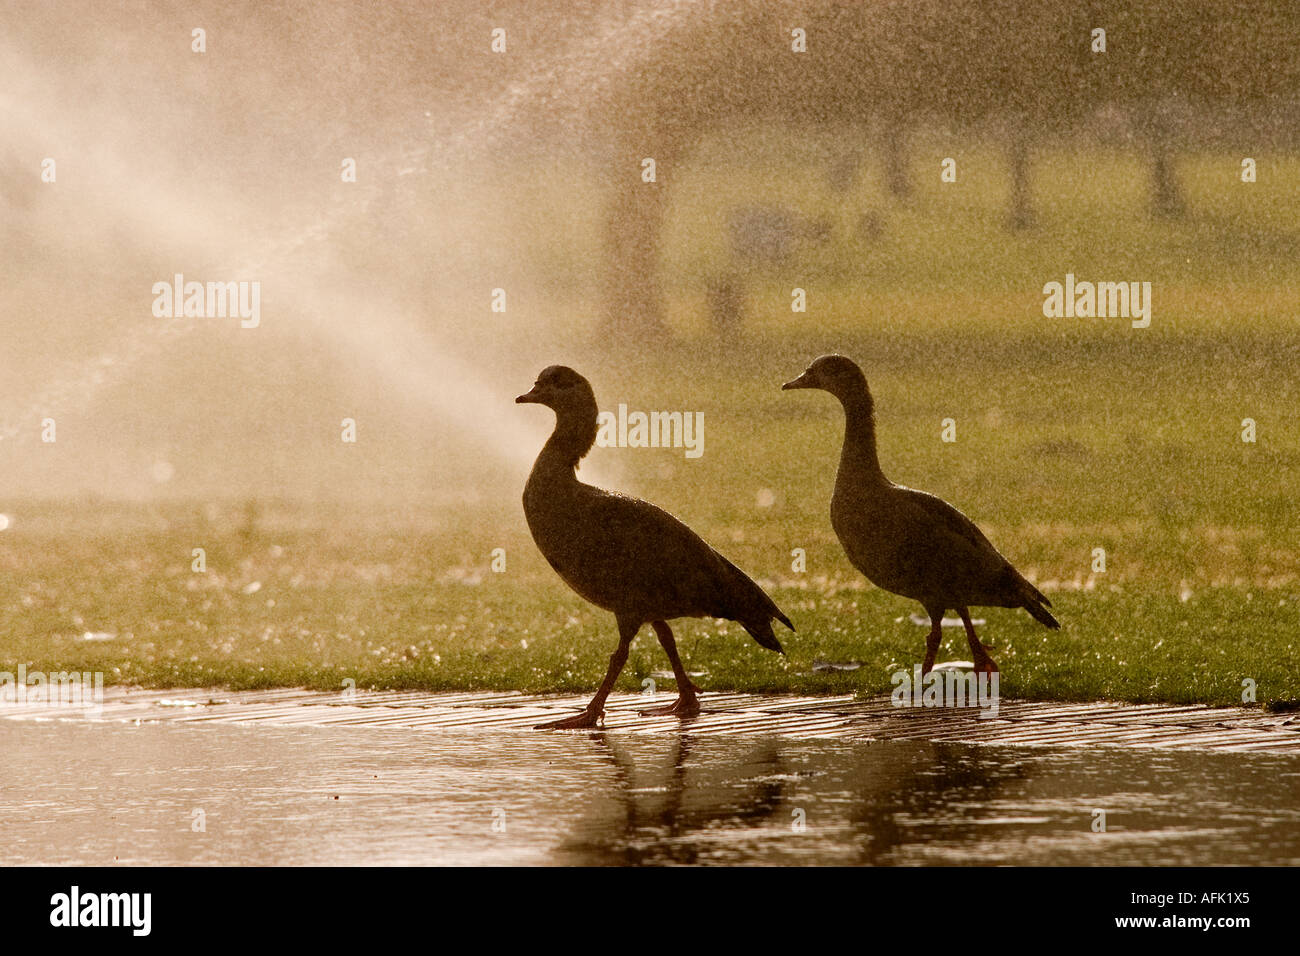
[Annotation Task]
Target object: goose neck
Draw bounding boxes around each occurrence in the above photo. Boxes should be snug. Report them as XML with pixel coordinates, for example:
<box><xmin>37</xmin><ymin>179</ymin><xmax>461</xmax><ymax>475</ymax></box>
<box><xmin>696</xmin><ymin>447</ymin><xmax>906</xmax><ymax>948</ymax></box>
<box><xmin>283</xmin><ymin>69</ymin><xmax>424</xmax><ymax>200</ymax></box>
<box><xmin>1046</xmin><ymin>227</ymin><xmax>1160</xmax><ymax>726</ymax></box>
<box><xmin>838</xmin><ymin>391</ymin><xmax>886</xmax><ymax>484</ymax></box>
<box><xmin>538</xmin><ymin>407</ymin><xmax>597</xmax><ymax>475</ymax></box>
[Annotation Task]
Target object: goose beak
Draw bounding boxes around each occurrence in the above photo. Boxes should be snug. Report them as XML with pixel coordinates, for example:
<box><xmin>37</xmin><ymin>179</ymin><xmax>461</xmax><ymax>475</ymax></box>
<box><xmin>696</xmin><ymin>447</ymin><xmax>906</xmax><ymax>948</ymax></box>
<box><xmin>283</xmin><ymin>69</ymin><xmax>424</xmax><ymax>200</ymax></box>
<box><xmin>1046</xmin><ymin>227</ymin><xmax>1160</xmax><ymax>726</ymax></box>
<box><xmin>515</xmin><ymin>386</ymin><xmax>543</xmax><ymax>404</ymax></box>
<box><xmin>782</xmin><ymin>370</ymin><xmax>815</xmax><ymax>390</ymax></box>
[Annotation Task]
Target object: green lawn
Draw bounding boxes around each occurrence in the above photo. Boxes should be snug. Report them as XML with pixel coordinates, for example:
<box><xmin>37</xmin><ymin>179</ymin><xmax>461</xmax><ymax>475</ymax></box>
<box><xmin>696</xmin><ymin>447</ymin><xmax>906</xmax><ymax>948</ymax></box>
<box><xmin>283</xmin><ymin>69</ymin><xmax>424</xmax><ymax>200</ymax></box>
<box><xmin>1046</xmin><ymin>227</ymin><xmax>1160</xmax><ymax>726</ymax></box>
<box><xmin>0</xmin><ymin>468</ymin><xmax>1295</xmax><ymax>707</ymax></box>
<box><xmin>2</xmin><ymin>141</ymin><xmax>1298</xmax><ymax>707</ymax></box>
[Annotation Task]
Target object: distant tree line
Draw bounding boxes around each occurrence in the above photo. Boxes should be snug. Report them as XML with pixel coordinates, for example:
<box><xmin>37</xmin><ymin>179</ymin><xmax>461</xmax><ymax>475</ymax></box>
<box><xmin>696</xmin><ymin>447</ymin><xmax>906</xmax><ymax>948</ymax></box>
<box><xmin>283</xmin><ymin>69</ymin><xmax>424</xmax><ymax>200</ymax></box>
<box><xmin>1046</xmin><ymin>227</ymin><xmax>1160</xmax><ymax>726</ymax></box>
<box><xmin>579</xmin><ymin>0</ymin><xmax>1300</xmax><ymax>335</ymax></box>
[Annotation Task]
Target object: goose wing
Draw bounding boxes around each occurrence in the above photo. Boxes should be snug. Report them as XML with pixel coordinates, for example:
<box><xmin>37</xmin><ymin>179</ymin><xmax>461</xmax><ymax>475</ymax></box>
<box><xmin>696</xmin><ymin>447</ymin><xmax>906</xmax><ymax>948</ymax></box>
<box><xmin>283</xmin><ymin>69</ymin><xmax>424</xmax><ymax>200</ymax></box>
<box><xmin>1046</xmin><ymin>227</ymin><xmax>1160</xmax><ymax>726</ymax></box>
<box><xmin>539</xmin><ymin>486</ymin><xmax>788</xmax><ymax>643</ymax></box>
<box><xmin>896</xmin><ymin>486</ymin><xmax>1054</xmax><ymax>614</ymax></box>
<box><xmin>898</xmin><ymin>486</ymin><xmax>1003</xmax><ymax>559</ymax></box>
<box><xmin>834</xmin><ymin>482</ymin><xmax>1024</xmax><ymax>604</ymax></box>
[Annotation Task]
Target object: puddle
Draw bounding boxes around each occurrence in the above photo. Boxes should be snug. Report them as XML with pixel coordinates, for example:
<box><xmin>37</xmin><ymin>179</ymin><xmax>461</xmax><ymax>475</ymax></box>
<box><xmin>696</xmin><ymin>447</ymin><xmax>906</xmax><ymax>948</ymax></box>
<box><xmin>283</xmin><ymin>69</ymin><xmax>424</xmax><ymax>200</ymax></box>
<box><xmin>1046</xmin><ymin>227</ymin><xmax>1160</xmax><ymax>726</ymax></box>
<box><xmin>2</xmin><ymin>720</ymin><xmax>1297</xmax><ymax>865</ymax></box>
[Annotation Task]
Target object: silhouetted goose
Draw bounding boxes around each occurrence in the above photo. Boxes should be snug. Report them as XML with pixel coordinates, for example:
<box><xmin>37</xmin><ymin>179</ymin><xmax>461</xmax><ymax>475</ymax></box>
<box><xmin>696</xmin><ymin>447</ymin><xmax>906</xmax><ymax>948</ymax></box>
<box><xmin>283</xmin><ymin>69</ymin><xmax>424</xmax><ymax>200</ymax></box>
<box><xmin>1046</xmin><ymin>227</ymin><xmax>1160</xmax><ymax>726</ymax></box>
<box><xmin>783</xmin><ymin>355</ymin><xmax>1058</xmax><ymax>674</ymax></box>
<box><xmin>517</xmin><ymin>365</ymin><xmax>792</xmax><ymax>729</ymax></box>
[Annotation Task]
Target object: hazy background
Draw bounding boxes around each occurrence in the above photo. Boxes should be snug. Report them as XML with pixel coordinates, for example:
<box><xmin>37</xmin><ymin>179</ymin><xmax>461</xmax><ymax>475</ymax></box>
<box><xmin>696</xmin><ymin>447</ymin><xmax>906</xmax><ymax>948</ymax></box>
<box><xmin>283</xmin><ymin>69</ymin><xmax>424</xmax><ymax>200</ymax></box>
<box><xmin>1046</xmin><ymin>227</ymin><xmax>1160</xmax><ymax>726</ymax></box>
<box><xmin>3</xmin><ymin>0</ymin><xmax>1296</xmax><ymax>507</ymax></box>
<box><xmin>2</xmin><ymin>1</ymin><xmax>1299</xmax><ymax>700</ymax></box>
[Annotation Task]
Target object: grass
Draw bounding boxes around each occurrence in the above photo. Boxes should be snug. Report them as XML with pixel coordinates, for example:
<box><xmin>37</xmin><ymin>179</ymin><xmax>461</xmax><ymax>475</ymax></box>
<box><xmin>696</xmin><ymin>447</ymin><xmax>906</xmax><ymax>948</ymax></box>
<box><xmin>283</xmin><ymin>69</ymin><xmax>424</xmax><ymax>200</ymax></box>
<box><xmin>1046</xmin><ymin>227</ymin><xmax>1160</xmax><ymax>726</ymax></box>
<box><xmin>0</xmin><ymin>490</ymin><xmax>1295</xmax><ymax>707</ymax></box>
<box><xmin>2</xmin><ymin>139</ymin><xmax>1298</xmax><ymax>707</ymax></box>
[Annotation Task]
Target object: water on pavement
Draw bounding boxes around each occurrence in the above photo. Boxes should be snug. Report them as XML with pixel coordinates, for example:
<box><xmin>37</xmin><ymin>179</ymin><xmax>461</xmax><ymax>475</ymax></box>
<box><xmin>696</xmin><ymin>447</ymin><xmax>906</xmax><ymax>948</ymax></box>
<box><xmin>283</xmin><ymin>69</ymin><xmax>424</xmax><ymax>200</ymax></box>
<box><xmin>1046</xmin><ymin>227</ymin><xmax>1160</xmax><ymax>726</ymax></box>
<box><xmin>3</xmin><ymin>720</ymin><xmax>1297</xmax><ymax>865</ymax></box>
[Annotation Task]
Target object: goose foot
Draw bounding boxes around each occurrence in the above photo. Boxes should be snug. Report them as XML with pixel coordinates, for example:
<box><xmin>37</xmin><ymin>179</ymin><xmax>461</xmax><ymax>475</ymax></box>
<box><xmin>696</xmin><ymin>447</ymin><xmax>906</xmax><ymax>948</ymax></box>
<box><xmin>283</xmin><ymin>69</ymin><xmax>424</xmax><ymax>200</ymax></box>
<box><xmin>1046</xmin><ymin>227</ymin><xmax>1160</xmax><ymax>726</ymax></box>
<box><xmin>639</xmin><ymin>695</ymin><xmax>701</xmax><ymax>718</ymax></box>
<box><xmin>973</xmin><ymin>657</ymin><xmax>999</xmax><ymax>675</ymax></box>
<box><xmin>534</xmin><ymin>708</ymin><xmax>604</xmax><ymax>730</ymax></box>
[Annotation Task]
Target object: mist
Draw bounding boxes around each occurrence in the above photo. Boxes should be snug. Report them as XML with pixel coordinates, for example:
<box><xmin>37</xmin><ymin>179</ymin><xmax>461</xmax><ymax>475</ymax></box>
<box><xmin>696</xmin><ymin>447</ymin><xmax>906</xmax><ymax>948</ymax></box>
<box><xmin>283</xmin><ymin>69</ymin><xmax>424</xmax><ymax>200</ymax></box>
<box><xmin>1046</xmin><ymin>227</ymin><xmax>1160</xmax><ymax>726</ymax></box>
<box><xmin>3</xmin><ymin>0</ymin><xmax>1296</xmax><ymax>507</ymax></box>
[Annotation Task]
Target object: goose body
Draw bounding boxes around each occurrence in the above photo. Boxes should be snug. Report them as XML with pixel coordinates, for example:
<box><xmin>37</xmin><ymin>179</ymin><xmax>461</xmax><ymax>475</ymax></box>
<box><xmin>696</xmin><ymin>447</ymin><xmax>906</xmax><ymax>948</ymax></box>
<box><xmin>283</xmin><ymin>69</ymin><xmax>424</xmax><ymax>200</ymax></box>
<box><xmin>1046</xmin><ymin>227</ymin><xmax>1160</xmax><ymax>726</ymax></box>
<box><xmin>518</xmin><ymin>365</ymin><xmax>790</xmax><ymax>728</ymax></box>
<box><xmin>785</xmin><ymin>354</ymin><xmax>1058</xmax><ymax>673</ymax></box>
<box><xmin>830</xmin><ymin>480</ymin><xmax>1049</xmax><ymax>618</ymax></box>
<box><xmin>523</xmin><ymin>477</ymin><xmax>789</xmax><ymax>645</ymax></box>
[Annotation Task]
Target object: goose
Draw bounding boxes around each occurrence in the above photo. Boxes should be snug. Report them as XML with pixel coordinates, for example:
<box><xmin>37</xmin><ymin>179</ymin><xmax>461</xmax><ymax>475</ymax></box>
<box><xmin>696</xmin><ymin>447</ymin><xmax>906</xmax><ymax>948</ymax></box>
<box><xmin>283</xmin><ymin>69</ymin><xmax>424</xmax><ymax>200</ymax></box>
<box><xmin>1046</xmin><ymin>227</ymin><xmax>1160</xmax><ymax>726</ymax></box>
<box><xmin>517</xmin><ymin>365</ymin><xmax>792</xmax><ymax>729</ymax></box>
<box><xmin>783</xmin><ymin>354</ymin><xmax>1058</xmax><ymax>674</ymax></box>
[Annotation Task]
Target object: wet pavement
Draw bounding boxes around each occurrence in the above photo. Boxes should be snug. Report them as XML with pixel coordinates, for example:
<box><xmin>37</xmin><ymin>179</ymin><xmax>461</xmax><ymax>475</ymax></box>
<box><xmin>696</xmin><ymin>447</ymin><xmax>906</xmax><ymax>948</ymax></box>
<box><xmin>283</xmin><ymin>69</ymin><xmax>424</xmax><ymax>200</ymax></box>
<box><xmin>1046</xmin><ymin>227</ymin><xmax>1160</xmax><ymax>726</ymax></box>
<box><xmin>3</xmin><ymin>689</ymin><xmax>1299</xmax><ymax>865</ymax></box>
<box><xmin>6</xmin><ymin>686</ymin><xmax>1299</xmax><ymax>752</ymax></box>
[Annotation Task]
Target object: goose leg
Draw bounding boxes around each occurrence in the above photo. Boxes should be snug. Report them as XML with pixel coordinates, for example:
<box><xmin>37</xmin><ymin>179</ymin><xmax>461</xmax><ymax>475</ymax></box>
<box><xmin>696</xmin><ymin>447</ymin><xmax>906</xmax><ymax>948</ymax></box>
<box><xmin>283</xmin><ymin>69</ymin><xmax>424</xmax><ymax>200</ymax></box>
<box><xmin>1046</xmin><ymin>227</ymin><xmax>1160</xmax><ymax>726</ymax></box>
<box><xmin>959</xmin><ymin>607</ymin><xmax>998</xmax><ymax>674</ymax></box>
<box><xmin>535</xmin><ymin>617</ymin><xmax>638</xmax><ymax>729</ymax></box>
<box><xmin>640</xmin><ymin>620</ymin><xmax>701</xmax><ymax>718</ymax></box>
<box><xmin>921</xmin><ymin>607</ymin><xmax>944</xmax><ymax>675</ymax></box>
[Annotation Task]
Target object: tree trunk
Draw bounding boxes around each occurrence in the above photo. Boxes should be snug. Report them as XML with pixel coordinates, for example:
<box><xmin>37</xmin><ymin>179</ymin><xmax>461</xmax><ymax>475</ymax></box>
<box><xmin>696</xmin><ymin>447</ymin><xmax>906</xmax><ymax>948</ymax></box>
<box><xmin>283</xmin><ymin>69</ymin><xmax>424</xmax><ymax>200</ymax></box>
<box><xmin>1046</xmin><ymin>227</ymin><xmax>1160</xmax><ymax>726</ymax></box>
<box><xmin>599</xmin><ymin>148</ymin><xmax>674</xmax><ymax>340</ymax></box>
<box><xmin>882</xmin><ymin>122</ymin><xmax>910</xmax><ymax>199</ymax></box>
<box><xmin>1145</xmin><ymin>99</ymin><xmax>1185</xmax><ymax>219</ymax></box>
<box><xmin>1006</xmin><ymin>126</ymin><xmax>1035</xmax><ymax>230</ymax></box>
<box><xmin>1150</xmin><ymin>138</ymin><xmax>1185</xmax><ymax>219</ymax></box>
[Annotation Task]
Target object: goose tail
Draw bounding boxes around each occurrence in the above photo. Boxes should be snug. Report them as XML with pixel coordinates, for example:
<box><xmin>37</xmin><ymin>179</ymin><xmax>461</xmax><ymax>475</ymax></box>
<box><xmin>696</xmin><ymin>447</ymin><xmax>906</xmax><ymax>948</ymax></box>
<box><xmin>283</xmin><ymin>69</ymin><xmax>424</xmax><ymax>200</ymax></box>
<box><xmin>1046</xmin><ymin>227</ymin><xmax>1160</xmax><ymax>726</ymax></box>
<box><xmin>714</xmin><ymin>553</ymin><xmax>793</xmax><ymax>654</ymax></box>
<box><xmin>1023</xmin><ymin>599</ymin><xmax>1060</xmax><ymax>630</ymax></box>
<box><xmin>740</xmin><ymin>614</ymin><xmax>789</xmax><ymax>654</ymax></box>
<box><xmin>740</xmin><ymin>595</ymin><xmax>794</xmax><ymax>653</ymax></box>
<box><xmin>1018</xmin><ymin>579</ymin><xmax>1059</xmax><ymax>630</ymax></box>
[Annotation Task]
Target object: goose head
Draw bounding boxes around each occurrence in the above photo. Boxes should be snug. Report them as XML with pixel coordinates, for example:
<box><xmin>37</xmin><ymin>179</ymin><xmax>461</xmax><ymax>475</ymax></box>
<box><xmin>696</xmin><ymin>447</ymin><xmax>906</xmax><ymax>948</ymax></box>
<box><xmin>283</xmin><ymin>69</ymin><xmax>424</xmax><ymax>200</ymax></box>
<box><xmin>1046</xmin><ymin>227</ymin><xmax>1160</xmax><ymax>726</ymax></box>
<box><xmin>782</xmin><ymin>354</ymin><xmax>869</xmax><ymax>401</ymax></box>
<box><xmin>516</xmin><ymin>365</ymin><xmax>598</xmax><ymax>417</ymax></box>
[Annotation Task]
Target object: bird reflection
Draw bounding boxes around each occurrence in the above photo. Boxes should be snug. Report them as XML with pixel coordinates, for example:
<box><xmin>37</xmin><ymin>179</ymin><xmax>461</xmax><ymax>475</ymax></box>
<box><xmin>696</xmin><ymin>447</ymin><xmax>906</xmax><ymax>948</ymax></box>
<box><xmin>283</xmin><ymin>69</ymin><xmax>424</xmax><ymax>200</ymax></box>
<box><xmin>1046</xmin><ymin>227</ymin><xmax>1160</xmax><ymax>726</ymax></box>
<box><xmin>843</xmin><ymin>741</ymin><xmax>1028</xmax><ymax>865</ymax></box>
<box><xmin>554</xmin><ymin>734</ymin><xmax>791</xmax><ymax>865</ymax></box>
<box><xmin>551</xmin><ymin>733</ymin><xmax>1027</xmax><ymax>865</ymax></box>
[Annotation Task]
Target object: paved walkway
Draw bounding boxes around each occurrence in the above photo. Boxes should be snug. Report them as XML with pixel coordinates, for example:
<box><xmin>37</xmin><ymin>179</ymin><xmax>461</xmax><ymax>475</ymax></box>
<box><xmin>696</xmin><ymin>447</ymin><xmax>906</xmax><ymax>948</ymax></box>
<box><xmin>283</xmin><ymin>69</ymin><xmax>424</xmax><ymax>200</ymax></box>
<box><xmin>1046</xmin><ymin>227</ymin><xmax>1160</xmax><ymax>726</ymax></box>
<box><xmin>5</xmin><ymin>687</ymin><xmax>1299</xmax><ymax>753</ymax></box>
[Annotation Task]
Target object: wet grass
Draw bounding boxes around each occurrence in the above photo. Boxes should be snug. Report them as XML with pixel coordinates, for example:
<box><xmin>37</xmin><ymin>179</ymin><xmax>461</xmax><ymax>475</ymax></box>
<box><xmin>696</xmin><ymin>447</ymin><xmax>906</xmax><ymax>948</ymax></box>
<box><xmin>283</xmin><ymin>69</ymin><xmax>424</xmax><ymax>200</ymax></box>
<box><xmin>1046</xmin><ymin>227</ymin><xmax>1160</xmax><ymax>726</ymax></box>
<box><xmin>3</xmin><ymin>143</ymin><xmax>1298</xmax><ymax>707</ymax></box>
<box><xmin>1</xmin><ymin>412</ymin><xmax>1296</xmax><ymax>709</ymax></box>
